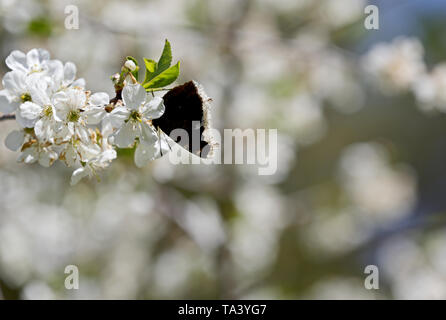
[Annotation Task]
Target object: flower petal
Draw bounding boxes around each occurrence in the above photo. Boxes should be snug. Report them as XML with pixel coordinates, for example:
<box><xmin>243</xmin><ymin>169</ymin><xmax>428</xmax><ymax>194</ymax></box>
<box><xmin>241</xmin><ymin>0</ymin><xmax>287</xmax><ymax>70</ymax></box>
<box><xmin>3</xmin><ymin>71</ymin><xmax>26</xmax><ymax>95</ymax></box>
<box><xmin>18</xmin><ymin>147</ymin><xmax>38</xmax><ymax>164</ymax></box>
<box><xmin>38</xmin><ymin>149</ymin><xmax>58</xmax><ymax>167</ymax></box>
<box><xmin>101</xmin><ymin>118</ymin><xmax>114</xmax><ymax>137</ymax></box>
<box><xmin>35</xmin><ymin>118</ymin><xmax>56</xmax><ymax>142</ymax></box>
<box><xmin>0</xmin><ymin>90</ymin><xmax>18</xmax><ymax>113</ymax></box>
<box><xmin>52</xmin><ymin>91</ymin><xmax>68</xmax><ymax>103</ymax></box>
<box><xmin>26</xmin><ymin>48</ymin><xmax>49</xmax><ymax>69</ymax></box>
<box><xmin>90</xmin><ymin>92</ymin><xmax>109</xmax><ymax>106</ymax></box>
<box><xmin>69</xmin><ymin>88</ymin><xmax>87</xmax><ymax>109</ymax></box>
<box><xmin>64</xmin><ymin>62</ymin><xmax>77</xmax><ymax>83</ymax></box>
<box><xmin>71</xmin><ymin>78</ymin><xmax>86</xmax><ymax>88</ymax></box>
<box><xmin>122</xmin><ymin>83</ymin><xmax>146</xmax><ymax>110</ymax></box>
<box><xmin>54</xmin><ymin>122</ymin><xmax>74</xmax><ymax>142</ymax></box>
<box><xmin>5</xmin><ymin>130</ymin><xmax>25</xmax><ymax>151</ymax></box>
<box><xmin>134</xmin><ymin>141</ymin><xmax>157</xmax><ymax>168</ymax></box>
<box><xmin>109</xmin><ymin>106</ymin><xmax>130</xmax><ymax>128</ymax></box>
<box><xmin>71</xmin><ymin>167</ymin><xmax>89</xmax><ymax>186</ymax></box>
<box><xmin>113</xmin><ymin>121</ymin><xmax>137</xmax><ymax>148</ymax></box>
<box><xmin>141</xmin><ymin>96</ymin><xmax>165</xmax><ymax>119</ymax></box>
<box><xmin>139</xmin><ymin>122</ymin><xmax>158</xmax><ymax>144</ymax></box>
<box><xmin>34</xmin><ymin>119</ymin><xmax>47</xmax><ymax>141</ymax></box>
<box><xmin>84</xmin><ymin>107</ymin><xmax>106</xmax><ymax>125</ymax></box>
<box><xmin>100</xmin><ymin>149</ymin><xmax>117</xmax><ymax>162</ymax></box>
<box><xmin>75</xmin><ymin>125</ymin><xmax>90</xmax><ymax>144</ymax></box>
<box><xmin>5</xmin><ymin>50</ymin><xmax>27</xmax><ymax>73</ymax></box>
<box><xmin>61</xmin><ymin>144</ymin><xmax>78</xmax><ymax>167</ymax></box>
<box><xmin>17</xmin><ymin>101</ymin><xmax>42</xmax><ymax>128</ymax></box>
<box><xmin>29</xmin><ymin>80</ymin><xmax>51</xmax><ymax>106</ymax></box>
<box><xmin>45</xmin><ymin>59</ymin><xmax>64</xmax><ymax>84</ymax></box>
<box><xmin>79</xmin><ymin>143</ymin><xmax>101</xmax><ymax>161</ymax></box>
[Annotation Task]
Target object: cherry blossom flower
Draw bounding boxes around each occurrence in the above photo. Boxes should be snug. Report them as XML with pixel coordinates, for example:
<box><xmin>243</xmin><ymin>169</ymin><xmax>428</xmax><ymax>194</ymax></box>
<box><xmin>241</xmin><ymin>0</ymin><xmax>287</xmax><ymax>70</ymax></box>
<box><xmin>362</xmin><ymin>37</ymin><xmax>425</xmax><ymax>92</ymax></box>
<box><xmin>0</xmin><ymin>47</ymin><xmax>180</xmax><ymax>184</ymax></box>
<box><xmin>0</xmin><ymin>71</ymin><xmax>37</xmax><ymax>113</ymax></box>
<box><xmin>70</xmin><ymin>129</ymin><xmax>117</xmax><ymax>185</ymax></box>
<box><xmin>110</xmin><ymin>83</ymin><xmax>165</xmax><ymax>167</ymax></box>
<box><xmin>5</xmin><ymin>48</ymin><xmax>50</xmax><ymax>75</ymax></box>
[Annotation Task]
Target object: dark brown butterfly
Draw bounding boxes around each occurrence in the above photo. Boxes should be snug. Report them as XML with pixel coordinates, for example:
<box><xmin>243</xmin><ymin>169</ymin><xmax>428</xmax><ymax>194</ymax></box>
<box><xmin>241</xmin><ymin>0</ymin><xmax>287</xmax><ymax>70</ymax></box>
<box><xmin>152</xmin><ymin>81</ymin><xmax>217</xmax><ymax>158</ymax></box>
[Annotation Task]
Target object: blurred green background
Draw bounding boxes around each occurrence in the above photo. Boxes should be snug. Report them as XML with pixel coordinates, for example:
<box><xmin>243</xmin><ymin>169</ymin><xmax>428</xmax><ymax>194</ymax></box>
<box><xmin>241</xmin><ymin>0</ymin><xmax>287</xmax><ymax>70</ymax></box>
<box><xmin>1</xmin><ymin>0</ymin><xmax>446</xmax><ymax>299</ymax></box>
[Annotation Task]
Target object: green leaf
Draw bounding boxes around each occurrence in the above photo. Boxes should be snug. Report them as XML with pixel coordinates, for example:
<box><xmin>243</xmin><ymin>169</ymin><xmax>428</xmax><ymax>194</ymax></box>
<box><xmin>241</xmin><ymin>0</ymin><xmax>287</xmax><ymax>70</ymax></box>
<box><xmin>126</xmin><ymin>56</ymin><xmax>139</xmax><ymax>80</ymax></box>
<box><xmin>143</xmin><ymin>58</ymin><xmax>157</xmax><ymax>83</ymax></box>
<box><xmin>143</xmin><ymin>61</ymin><xmax>180</xmax><ymax>90</ymax></box>
<box><xmin>142</xmin><ymin>39</ymin><xmax>180</xmax><ymax>89</ymax></box>
<box><xmin>143</xmin><ymin>40</ymin><xmax>173</xmax><ymax>83</ymax></box>
<box><xmin>157</xmin><ymin>39</ymin><xmax>172</xmax><ymax>74</ymax></box>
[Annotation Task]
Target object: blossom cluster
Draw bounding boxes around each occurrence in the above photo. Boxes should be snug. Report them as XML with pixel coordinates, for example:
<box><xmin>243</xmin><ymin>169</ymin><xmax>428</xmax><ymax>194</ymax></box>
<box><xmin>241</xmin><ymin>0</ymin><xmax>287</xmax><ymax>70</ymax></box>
<box><xmin>0</xmin><ymin>49</ymin><xmax>166</xmax><ymax>185</ymax></box>
<box><xmin>362</xmin><ymin>37</ymin><xmax>426</xmax><ymax>93</ymax></box>
<box><xmin>362</xmin><ymin>36</ymin><xmax>446</xmax><ymax>113</ymax></box>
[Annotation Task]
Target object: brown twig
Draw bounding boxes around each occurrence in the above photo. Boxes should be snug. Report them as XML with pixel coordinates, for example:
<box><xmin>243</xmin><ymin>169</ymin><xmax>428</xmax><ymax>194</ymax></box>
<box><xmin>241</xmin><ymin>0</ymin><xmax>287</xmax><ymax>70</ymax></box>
<box><xmin>108</xmin><ymin>88</ymin><xmax>122</xmax><ymax>107</ymax></box>
<box><xmin>0</xmin><ymin>114</ymin><xmax>15</xmax><ymax>121</ymax></box>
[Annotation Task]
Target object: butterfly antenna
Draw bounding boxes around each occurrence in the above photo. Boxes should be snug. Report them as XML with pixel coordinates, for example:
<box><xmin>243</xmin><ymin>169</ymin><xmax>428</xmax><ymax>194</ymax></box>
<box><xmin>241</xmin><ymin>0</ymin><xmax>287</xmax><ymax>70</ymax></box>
<box><xmin>157</xmin><ymin>127</ymin><xmax>172</xmax><ymax>157</ymax></box>
<box><xmin>157</xmin><ymin>127</ymin><xmax>163</xmax><ymax>156</ymax></box>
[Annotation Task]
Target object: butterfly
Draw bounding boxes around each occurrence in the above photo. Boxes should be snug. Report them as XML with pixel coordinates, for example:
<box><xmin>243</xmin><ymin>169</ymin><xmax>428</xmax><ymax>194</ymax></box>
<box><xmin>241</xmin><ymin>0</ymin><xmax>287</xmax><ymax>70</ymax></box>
<box><xmin>152</xmin><ymin>81</ymin><xmax>217</xmax><ymax>158</ymax></box>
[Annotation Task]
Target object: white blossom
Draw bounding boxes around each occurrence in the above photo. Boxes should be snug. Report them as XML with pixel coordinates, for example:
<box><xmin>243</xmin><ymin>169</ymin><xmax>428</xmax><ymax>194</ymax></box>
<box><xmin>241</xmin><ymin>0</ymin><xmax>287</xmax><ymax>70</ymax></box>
<box><xmin>51</xmin><ymin>87</ymin><xmax>95</xmax><ymax>146</ymax></box>
<box><xmin>111</xmin><ymin>83</ymin><xmax>165</xmax><ymax>168</ymax></box>
<box><xmin>47</xmin><ymin>60</ymin><xmax>86</xmax><ymax>90</ymax></box>
<box><xmin>362</xmin><ymin>37</ymin><xmax>425</xmax><ymax>92</ymax></box>
<box><xmin>124</xmin><ymin>60</ymin><xmax>137</xmax><ymax>72</ymax></box>
<box><xmin>0</xmin><ymin>48</ymin><xmax>171</xmax><ymax>184</ymax></box>
<box><xmin>0</xmin><ymin>70</ymin><xmax>37</xmax><ymax>113</ymax></box>
<box><xmin>70</xmin><ymin>127</ymin><xmax>117</xmax><ymax>185</ymax></box>
<box><xmin>413</xmin><ymin>63</ymin><xmax>446</xmax><ymax>113</ymax></box>
<box><xmin>83</xmin><ymin>92</ymin><xmax>111</xmax><ymax>125</ymax></box>
<box><xmin>5</xmin><ymin>48</ymin><xmax>50</xmax><ymax>75</ymax></box>
<box><xmin>17</xmin><ymin>133</ymin><xmax>59</xmax><ymax>168</ymax></box>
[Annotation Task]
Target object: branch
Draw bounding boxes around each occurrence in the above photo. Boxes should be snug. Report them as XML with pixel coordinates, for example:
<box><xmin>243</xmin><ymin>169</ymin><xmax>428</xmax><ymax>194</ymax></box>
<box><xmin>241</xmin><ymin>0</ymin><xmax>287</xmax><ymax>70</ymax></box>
<box><xmin>0</xmin><ymin>114</ymin><xmax>15</xmax><ymax>121</ymax></box>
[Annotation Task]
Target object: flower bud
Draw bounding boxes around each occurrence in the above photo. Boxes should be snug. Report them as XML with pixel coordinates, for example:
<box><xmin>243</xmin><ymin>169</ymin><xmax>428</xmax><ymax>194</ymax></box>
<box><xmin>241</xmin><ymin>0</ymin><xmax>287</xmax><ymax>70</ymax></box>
<box><xmin>124</xmin><ymin>60</ymin><xmax>137</xmax><ymax>72</ymax></box>
<box><xmin>111</xmin><ymin>73</ymin><xmax>120</xmax><ymax>84</ymax></box>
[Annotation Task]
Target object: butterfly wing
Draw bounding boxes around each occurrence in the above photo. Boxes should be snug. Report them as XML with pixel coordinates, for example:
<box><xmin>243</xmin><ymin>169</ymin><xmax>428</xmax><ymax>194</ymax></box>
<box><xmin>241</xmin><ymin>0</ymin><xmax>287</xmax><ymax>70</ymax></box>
<box><xmin>152</xmin><ymin>81</ymin><xmax>215</xmax><ymax>158</ymax></box>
